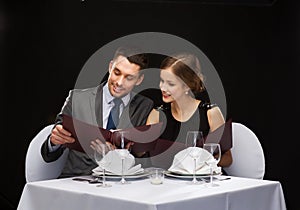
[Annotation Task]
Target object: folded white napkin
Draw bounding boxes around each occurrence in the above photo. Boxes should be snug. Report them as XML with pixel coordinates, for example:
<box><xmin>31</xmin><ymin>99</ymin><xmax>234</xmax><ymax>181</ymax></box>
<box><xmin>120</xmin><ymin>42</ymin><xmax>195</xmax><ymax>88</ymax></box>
<box><xmin>168</xmin><ymin>147</ymin><xmax>221</xmax><ymax>175</ymax></box>
<box><xmin>92</xmin><ymin>150</ymin><xmax>144</xmax><ymax>175</ymax></box>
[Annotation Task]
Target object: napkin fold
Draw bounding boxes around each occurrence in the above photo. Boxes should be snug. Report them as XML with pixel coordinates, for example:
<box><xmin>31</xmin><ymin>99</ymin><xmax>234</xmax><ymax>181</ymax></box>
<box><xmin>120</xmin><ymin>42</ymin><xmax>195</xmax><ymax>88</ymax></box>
<box><xmin>168</xmin><ymin>147</ymin><xmax>221</xmax><ymax>175</ymax></box>
<box><xmin>92</xmin><ymin>150</ymin><xmax>144</xmax><ymax>175</ymax></box>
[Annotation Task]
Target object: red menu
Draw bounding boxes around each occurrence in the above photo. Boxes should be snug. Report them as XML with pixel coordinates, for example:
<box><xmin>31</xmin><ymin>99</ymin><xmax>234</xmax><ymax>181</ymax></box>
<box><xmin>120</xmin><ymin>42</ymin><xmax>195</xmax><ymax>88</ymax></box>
<box><xmin>62</xmin><ymin>114</ymin><xmax>163</xmax><ymax>155</ymax></box>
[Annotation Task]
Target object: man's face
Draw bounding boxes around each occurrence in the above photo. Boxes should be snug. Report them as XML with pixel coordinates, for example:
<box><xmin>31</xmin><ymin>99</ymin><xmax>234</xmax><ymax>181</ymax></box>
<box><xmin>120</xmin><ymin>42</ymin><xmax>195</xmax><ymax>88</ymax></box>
<box><xmin>107</xmin><ymin>55</ymin><xmax>144</xmax><ymax>98</ymax></box>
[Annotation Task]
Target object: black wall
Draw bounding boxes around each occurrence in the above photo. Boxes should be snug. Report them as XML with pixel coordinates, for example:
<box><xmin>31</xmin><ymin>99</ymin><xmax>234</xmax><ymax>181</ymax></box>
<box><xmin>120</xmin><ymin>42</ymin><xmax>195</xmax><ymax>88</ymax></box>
<box><xmin>1</xmin><ymin>0</ymin><xmax>298</xmax><ymax>209</ymax></box>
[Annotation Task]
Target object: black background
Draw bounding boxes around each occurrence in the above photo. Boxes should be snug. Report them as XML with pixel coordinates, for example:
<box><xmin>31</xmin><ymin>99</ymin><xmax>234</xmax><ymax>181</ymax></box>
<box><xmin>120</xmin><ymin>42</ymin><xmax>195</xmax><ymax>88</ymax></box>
<box><xmin>1</xmin><ymin>0</ymin><xmax>298</xmax><ymax>209</ymax></box>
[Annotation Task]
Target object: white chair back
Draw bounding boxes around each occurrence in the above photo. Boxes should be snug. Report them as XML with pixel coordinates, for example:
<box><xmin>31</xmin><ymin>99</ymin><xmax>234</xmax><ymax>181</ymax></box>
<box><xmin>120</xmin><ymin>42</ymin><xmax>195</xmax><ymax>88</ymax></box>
<box><xmin>25</xmin><ymin>124</ymin><xmax>69</xmax><ymax>182</ymax></box>
<box><xmin>223</xmin><ymin>122</ymin><xmax>265</xmax><ymax>179</ymax></box>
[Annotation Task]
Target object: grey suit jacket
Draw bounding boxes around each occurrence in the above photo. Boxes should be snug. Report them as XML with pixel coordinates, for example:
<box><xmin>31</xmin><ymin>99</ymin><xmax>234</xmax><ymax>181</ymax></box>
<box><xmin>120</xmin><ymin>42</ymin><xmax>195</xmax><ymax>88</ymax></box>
<box><xmin>41</xmin><ymin>83</ymin><xmax>154</xmax><ymax>177</ymax></box>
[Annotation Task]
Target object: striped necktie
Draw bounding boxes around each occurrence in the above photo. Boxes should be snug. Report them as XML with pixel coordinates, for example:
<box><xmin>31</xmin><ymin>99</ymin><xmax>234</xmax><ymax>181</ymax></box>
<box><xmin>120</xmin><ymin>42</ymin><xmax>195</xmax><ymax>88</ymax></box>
<box><xmin>106</xmin><ymin>98</ymin><xmax>122</xmax><ymax>130</ymax></box>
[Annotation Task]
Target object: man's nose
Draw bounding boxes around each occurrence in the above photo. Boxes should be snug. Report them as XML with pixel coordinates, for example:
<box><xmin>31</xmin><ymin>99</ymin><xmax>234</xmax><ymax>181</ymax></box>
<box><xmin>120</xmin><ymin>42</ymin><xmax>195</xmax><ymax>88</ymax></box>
<box><xmin>116</xmin><ymin>76</ymin><xmax>125</xmax><ymax>86</ymax></box>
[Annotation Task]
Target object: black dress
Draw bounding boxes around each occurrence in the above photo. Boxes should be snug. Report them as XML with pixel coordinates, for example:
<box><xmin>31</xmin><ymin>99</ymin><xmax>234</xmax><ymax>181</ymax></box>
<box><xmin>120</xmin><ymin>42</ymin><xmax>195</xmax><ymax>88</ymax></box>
<box><xmin>153</xmin><ymin>101</ymin><xmax>231</xmax><ymax>174</ymax></box>
<box><xmin>158</xmin><ymin>101</ymin><xmax>216</xmax><ymax>143</ymax></box>
<box><xmin>149</xmin><ymin>101</ymin><xmax>217</xmax><ymax>169</ymax></box>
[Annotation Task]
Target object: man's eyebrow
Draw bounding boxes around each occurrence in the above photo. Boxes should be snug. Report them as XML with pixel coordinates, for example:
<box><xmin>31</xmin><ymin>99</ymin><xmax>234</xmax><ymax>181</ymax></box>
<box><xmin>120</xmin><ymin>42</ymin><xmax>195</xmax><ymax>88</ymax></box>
<box><xmin>113</xmin><ymin>66</ymin><xmax>120</xmax><ymax>71</ymax></box>
<box><xmin>112</xmin><ymin>68</ymin><xmax>138</xmax><ymax>77</ymax></box>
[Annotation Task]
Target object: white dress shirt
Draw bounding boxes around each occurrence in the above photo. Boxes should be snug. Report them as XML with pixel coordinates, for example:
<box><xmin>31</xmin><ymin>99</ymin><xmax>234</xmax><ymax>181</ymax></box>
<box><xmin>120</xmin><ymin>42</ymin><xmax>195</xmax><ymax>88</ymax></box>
<box><xmin>102</xmin><ymin>83</ymin><xmax>130</xmax><ymax>129</ymax></box>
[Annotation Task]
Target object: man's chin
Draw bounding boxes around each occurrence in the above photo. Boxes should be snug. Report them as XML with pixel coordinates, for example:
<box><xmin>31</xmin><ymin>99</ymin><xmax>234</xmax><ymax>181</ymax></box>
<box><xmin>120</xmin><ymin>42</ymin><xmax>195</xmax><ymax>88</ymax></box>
<box><xmin>112</xmin><ymin>91</ymin><xmax>127</xmax><ymax>98</ymax></box>
<box><xmin>109</xmin><ymin>86</ymin><xmax>126</xmax><ymax>98</ymax></box>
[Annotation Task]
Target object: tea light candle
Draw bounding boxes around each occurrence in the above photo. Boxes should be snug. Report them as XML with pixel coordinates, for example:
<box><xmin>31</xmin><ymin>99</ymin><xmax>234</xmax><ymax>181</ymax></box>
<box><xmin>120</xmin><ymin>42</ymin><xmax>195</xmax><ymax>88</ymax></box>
<box><xmin>150</xmin><ymin>168</ymin><xmax>164</xmax><ymax>185</ymax></box>
<box><xmin>151</xmin><ymin>177</ymin><xmax>163</xmax><ymax>185</ymax></box>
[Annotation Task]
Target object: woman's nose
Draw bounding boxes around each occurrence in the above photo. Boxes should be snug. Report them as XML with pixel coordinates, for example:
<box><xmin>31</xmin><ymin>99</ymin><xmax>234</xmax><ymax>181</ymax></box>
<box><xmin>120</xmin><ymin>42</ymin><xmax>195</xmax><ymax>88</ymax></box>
<box><xmin>160</xmin><ymin>82</ymin><xmax>166</xmax><ymax>91</ymax></box>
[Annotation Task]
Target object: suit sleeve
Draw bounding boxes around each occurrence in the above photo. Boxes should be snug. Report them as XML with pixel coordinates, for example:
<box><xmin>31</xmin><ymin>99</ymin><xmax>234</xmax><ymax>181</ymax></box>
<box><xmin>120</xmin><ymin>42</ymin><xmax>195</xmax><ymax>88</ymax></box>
<box><xmin>40</xmin><ymin>90</ymin><xmax>73</xmax><ymax>162</ymax></box>
<box><xmin>41</xmin><ymin>134</ymin><xmax>66</xmax><ymax>162</ymax></box>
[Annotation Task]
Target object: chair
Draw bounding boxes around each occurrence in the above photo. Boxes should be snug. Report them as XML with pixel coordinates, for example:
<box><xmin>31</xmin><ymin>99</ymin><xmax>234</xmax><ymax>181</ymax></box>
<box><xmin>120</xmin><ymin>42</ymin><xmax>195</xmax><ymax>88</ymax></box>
<box><xmin>223</xmin><ymin>122</ymin><xmax>265</xmax><ymax>179</ymax></box>
<box><xmin>25</xmin><ymin>124</ymin><xmax>69</xmax><ymax>182</ymax></box>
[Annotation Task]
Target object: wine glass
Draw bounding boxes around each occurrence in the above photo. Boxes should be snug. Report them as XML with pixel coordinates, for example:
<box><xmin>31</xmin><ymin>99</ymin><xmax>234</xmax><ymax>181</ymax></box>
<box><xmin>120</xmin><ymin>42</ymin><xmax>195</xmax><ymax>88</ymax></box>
<box><xmin>185</xmin><ymin>131</ymin><xmax>204</xmax><ymax>185</ymax></box>
<box><xmin>203</xmin><ymin>143</ymin><xmax>221</xmax><ymax>187</ymax></box>
<box><xmin>115</xmin><ymin>130</ymin><xmax>131</xmax><ymax>184</ymax></box>
<box><xmin>93</xmin><ymin>142</ymin><xmax>112</xmax><ymax>188</ymax></box>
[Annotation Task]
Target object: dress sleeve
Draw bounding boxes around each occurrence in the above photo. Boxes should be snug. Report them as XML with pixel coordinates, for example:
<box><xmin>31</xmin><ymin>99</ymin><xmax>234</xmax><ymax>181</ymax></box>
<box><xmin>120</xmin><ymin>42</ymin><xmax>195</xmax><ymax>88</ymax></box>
<box><xmin>200</xmin><ymin>102</ymin><xmax>218</xmax><ymax>110</ymax></box>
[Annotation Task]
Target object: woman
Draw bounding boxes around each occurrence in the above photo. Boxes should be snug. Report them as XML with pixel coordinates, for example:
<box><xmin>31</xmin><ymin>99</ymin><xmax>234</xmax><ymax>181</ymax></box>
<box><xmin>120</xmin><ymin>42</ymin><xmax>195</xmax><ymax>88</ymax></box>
<box><xmin>146</xmin><ymin>53</ymin><xmax>232</xmax><ymax>168</ymax></box>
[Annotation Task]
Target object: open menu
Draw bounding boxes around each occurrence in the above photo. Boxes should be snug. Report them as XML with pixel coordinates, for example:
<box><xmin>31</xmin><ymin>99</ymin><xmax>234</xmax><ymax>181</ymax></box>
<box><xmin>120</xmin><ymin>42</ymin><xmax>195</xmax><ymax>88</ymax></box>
<box><xmin>148</xmin><ymin>119</ymin><xmax>232</xmax><ymax>169</ymax></box>
<box><xmin>62</xmin><ymin>114</ymin><xmax>163</xmax><ymax>155</ymax></box>
<box><xmin>149</xmin><ymin>119</ymin><xmax>232</xmax><ymax>156</ymax></box>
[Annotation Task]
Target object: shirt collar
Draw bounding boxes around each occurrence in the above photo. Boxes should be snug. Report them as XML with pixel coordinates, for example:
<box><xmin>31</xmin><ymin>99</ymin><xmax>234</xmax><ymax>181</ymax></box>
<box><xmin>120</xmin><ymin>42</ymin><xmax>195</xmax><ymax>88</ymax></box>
<box><xmin>103</xmin><ymin>83</ymin><xmax>130</xmax><ymax>106</ymax></box>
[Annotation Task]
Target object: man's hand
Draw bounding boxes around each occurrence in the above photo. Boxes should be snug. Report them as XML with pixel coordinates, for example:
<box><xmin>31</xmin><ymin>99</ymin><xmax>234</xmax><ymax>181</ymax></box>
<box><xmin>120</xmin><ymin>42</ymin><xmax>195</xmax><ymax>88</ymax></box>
<box><xmin>50</xmin><ymin>124</ymin><xmax>75</xmax><ymax>145</ymax></box>
<box><xmin>125</xmin><ymin>141</ymin><xmax>134</xmax><ymax>150</ymax></box>
<box><xmin>90</xmin><ymin>139</ymin><xmax>116</xmax><ymax>151</ymax></box>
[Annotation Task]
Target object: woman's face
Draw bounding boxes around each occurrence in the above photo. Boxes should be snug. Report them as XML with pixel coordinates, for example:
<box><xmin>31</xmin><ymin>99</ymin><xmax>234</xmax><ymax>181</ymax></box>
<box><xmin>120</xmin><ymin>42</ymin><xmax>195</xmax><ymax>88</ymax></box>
<box><xmin>159</xmin><ymin>68</ymin><xmax>189</xmax><ymax>103</ymax></box>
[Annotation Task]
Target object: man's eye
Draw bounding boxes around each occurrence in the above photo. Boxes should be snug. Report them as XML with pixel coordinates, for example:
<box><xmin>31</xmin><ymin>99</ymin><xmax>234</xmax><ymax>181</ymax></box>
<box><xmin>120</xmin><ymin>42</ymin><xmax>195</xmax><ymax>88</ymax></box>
<box><xmin>113</xmin><ymin>70</ymin><xmax>121</xmax><ymax>75</ymax></box>
<box><xmin>126</xmin><ymin>76</ymin><xmax>134</xmax><ymax>81</ymax></box>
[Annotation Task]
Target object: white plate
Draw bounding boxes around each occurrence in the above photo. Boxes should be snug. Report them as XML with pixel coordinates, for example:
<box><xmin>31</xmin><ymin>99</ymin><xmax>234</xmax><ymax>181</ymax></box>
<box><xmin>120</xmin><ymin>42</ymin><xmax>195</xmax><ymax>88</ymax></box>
<box><xmin>165</xmin><ymin>171</ymin><xmax>221</xmax><ymax>179</ymax></box>
<box><xmin>93</xmin><ymin>169</ymin><xmax>144</xmax><ymax>176</ymax></box>
<box><xmin>92</xmin><ymin>171</ymin><xmax>149</xmax><ymax>179</ymax></box>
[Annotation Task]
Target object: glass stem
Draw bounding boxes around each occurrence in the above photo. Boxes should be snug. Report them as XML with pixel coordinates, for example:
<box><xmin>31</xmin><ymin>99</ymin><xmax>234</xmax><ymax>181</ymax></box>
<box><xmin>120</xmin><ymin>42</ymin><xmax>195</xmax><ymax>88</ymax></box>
<box><xmin>210</xmin><ymin>165</ymin><xmax>213</xmax><ymax>185</ymax></box>
<box><xmin>121</xmin><ymin>158</ymin><xmax>125</xmax><ymax>183</ymax></box>
<box><xmin>193</xmin><ymin>158</ymin><xmax>197</xmax><ymax>183</ymax></box>
<box><xmin>103</xmin><ymin>168</ymin><xmax>106</xmax><ymax>185</ymax></box>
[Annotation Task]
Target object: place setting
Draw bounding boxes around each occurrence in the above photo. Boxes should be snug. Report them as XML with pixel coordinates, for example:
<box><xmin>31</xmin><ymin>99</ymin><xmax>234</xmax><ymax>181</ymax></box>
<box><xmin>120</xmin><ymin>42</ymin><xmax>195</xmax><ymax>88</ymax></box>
<box><xmin>92</xmin><ymin>150</ymin><xmax>148</xmax><ymax>180</ymax></box>
<box><xmin>91</xmin><ymin>131</ymin><xmax>149</xmax><ymax>187</ymax></box>
<box><xmin>164</xmin><ymin>131</ymin><xmax>224</xmax><ymax>187</ymax></box>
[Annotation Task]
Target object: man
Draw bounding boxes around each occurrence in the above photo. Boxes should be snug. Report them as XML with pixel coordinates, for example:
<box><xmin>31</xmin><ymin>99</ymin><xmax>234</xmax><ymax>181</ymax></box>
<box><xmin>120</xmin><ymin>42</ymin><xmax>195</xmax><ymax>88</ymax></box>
<box><xmin>41</xmin><ymin>47</ymin><xmax>153</xmax><ymax>177</ymax></box>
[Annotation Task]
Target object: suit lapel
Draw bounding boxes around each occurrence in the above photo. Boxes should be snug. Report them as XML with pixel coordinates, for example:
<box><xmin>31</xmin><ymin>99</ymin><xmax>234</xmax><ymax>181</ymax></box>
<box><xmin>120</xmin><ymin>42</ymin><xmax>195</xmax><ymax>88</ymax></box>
<box><xmin>91</xmin><ymin>84</ymin><xmax>104</xmax><ymax>127</ymax></box>
<box><xmin>118</xmin><ymin>92</ymin><xmax>137</xmax><ymax>128</ymax></box>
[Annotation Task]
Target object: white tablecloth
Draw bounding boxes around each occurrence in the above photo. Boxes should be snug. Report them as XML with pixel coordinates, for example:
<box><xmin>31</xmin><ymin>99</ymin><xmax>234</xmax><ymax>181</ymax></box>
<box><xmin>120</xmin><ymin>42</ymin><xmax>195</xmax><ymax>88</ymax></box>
<box><xmin>17</xmin><ymin>176</ymin><xmax>286</xmax><ymax>210</ymax></box>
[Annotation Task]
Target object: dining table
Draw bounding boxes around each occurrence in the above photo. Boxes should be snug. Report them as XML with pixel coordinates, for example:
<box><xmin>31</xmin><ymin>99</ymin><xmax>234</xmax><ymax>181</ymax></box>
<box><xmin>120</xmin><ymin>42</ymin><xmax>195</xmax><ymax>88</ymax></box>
<box><xmin>17</xmin><ymin>173</ymin><xmax>286</xmax><ymax>210</ymax></box>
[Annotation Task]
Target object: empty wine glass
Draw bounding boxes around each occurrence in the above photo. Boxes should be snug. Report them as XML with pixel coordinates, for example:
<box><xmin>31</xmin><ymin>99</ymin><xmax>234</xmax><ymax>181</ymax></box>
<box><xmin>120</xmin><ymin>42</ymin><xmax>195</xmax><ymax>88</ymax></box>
<box><xmin>115</xmin><ymin>130</ymin><xmax>131</xmax><ymax>184</ymax></box>
<box><xmin>185</xmin><ymin>131</ymin><xmax>204</xmax><ymax>185</ymax></box>
<box><xmin>203</xmin><ymin>143</ymin><xmax>221</xmax><ymax>187</ymax></box>
<box><xmin>93</xmin><ymin>142</ymin><xmax>112</xmax><ymax>188</ymax></box>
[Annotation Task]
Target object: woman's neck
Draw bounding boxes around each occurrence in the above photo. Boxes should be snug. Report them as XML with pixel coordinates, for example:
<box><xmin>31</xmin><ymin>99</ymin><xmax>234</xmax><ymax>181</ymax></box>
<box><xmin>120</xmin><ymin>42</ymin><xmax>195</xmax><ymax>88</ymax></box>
<box><xmin>171</xmin><ymin>96</ymin><xmax>200</xmax><ymax>122</ymax></box>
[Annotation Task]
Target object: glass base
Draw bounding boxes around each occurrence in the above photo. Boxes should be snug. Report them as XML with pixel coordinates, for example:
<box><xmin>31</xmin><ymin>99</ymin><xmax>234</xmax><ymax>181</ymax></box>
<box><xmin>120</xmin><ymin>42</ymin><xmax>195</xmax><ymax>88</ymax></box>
<box><xmin>96</xmin><ymin>183</ymin><xmax>112</xmax><ymax>188</ymax></box>
<box><xmin>187</xmin><ymin>180</ymin><xmax>204</xmax><ymax>185</ymax></box>
<box><xmin>205</xmin><ymin>182</ymin><xmax>220</xmax><ymax>187</ymax></box>
<box><xmin>187</xmin><ymin>178</ymin><xmax>205</xmax><ymax>185</ymax></box>
<box><xmin>116</xmin><ymin>178</ymin><xmax>131</xmax><ymax>185</ymax></box>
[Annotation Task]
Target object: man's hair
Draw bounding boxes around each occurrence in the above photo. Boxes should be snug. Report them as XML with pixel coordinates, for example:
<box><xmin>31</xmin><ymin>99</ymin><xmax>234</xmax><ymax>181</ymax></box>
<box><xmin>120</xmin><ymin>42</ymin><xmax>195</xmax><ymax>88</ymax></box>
<box><xmin>113</xmin><ymin>46</ymin><xmax>149</xmax><ymax>70</ymax></box>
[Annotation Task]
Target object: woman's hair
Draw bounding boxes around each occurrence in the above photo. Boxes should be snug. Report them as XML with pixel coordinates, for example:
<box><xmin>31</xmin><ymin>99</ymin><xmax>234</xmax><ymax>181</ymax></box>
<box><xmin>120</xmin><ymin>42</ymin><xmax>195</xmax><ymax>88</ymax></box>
<box><xmin>160</xmin><ymin>53</ymin><xmax>205</xmax><ymax>94</ymax></box>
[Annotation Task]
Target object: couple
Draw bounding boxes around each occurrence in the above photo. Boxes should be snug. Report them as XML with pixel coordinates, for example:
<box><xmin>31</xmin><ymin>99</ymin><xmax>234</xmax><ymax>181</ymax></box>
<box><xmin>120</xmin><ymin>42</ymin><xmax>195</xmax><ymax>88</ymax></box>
<box><xmin>41</xmin><ymin>46</ymin><xmax>232</xmax><ymax>178</ymax></box>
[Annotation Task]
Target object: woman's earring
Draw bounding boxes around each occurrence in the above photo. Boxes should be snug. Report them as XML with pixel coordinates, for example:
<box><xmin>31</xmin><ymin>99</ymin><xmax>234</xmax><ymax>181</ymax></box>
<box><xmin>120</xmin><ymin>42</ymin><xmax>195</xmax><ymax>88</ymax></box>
<box><xmin>185</xmin><ymin>91</ymin><xmax>189</xmax><ymax>95</ymax></box>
